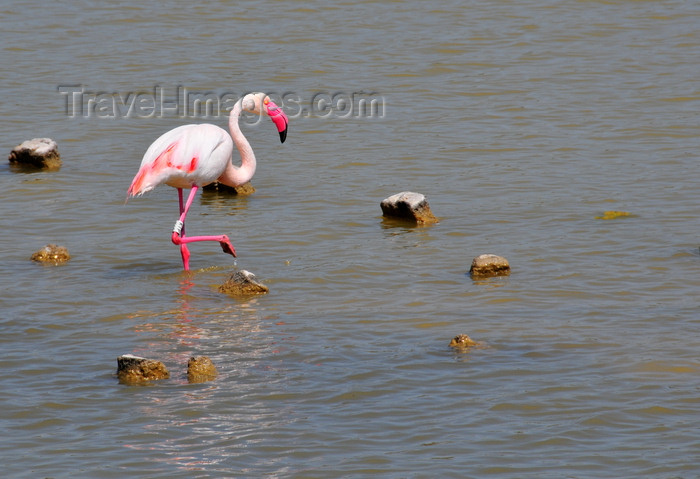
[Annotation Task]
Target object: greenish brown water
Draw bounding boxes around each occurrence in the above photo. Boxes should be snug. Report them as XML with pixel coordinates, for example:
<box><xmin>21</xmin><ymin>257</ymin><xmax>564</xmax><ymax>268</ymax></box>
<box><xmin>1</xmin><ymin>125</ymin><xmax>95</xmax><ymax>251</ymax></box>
<box><xmin>1</xmin><ymin>1</ymin><xmax>699</xmax><ymax>477</ymax></box>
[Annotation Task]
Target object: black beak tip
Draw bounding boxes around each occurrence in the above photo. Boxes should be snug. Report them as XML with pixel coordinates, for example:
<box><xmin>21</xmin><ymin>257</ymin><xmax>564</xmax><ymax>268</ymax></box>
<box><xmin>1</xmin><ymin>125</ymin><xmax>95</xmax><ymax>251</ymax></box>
<box><xmin>279</xmin><ymin>128</ymin><xmax>288</xmax><ymax>144</ymax></box>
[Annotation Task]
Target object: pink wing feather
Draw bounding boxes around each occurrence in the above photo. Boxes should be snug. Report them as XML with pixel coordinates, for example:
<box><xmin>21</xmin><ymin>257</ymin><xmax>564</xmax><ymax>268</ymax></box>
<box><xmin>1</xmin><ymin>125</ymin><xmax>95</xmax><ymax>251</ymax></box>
<box><xmin>127</xmin><ymin>124</ymin><xmax>233</xmax><ymax>197</ymax></box>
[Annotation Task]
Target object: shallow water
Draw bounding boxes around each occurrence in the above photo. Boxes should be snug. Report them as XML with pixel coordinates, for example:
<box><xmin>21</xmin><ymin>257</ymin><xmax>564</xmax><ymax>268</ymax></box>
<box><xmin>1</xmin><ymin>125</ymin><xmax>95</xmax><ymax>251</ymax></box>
<box><xmin>1</xmin><ymin>0</ymin><xmax>699</xmax><ymax>477</ymax></box>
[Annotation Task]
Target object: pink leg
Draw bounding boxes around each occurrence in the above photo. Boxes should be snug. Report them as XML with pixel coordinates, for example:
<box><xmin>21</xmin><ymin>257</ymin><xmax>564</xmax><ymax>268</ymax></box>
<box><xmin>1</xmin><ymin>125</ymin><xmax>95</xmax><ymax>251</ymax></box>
<box><xmin>171</xmin><ymin>186</ymin><xmax>236</xmax><ymax>271</ymax></box>
<box><xmin>177</xmin><ymin>189</ymin><xmax>191</xmax><ymax>270</ymax></box>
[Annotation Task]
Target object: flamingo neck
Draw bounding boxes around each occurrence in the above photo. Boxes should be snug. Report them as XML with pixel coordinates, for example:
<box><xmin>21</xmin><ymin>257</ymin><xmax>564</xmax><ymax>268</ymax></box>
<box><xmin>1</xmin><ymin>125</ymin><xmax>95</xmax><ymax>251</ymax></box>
<box><xmin>217</xmin><ymin>101</ymin><xmax>256</xmax><ymax>187</ymax></box>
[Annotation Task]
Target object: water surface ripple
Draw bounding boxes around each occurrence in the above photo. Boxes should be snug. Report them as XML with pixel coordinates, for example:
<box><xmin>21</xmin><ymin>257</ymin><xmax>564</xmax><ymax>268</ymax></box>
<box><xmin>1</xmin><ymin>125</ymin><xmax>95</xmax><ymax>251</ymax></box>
<box><xmin>1</xmin><ymin>0</ymin><xmax>699</xmax><ymax>477</ymax></box>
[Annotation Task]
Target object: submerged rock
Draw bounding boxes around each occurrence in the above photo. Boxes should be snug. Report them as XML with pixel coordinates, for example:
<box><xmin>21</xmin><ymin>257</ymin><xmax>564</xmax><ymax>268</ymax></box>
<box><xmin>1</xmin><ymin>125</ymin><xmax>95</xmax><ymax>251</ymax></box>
<box><xmin>31</xmin><ymin>244</ymin><xmax>70</xmax><ymax>264</ymax></box>
<box><xmin>219</xmin><ymin>269</ymin><xmax>269</xmax><ymax>296</ymax></box>
<box><xmin>187</xmin><ymin>356</ymin><xmax>218</xmax><ymax>383</ymax></box>
<box><xmin>380</xmin><ymin>191</ymin><xmax>438</xmax><ymax>225</ymax></box>
<box><xmin>469</xmin><ymin>254</ymin><xmax>510</xmax><ymax>279</ymax></box>
<box><xmin>203</xmin><ymin>181</ymin><xmax>255</xmax><ymax>195</ymax></box>
<box><xmin>8</xmin><ymin>138</ymin><xmax>61</xmax><ymax>170</ymax></box>
<box><xmin>595</xmin><ymin>210</ymin><xmax>631</xmax><ymax>220</ymax></box>
<box><xmin>117</xmin><ymin>354</ymin><xmax>170</xmax><ymax>384</ymax></box>
<box><xmin>449</xmin><ymin>334</ymin><xmax>478</xmax><ymax>350</ymax></box>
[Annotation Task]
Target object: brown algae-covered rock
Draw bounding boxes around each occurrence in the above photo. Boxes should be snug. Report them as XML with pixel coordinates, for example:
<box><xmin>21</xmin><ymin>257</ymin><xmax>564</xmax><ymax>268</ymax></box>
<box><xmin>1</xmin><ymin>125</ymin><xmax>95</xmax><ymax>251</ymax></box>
<box><xmin>380</xmin><ymin>191</ymin><xmax>438</xmax><ymax>224</ymax></box>
<box><xmin>203</xmin><ymin>181</ymin><xmax>255</xmax><ymax>195</ymax></box>
<box><xmin>219</xmin><ymin>269</ymin><xmax>269</xmax><ymax>296</ymax></box>
<box><xmin>31</xmin><ymin>244</ymin><xmax>70</xmax><ymax>264</ymax></box>
<box><xmin>117</xmin><ymin>354</ymin><xmax>170</xmax><ymax>384</ymax></box>
<box><xmin>469</xmin><ymin>254</ymin><xmax>510</xmax><ymax>279</ymax></box>
<box><xmin>449</xmin><ymin>334</ymin><xmax>478</xmax><ymax>350</ymax></box>
<box><xmin>187</xmin><ymin>356</ymin><xmax>218</xmax><ymax>383</ymax></box>
<box><xmin>8</xmin><ymin>138</ymin><xmax>61</xmax><ymax>170</ymax></box>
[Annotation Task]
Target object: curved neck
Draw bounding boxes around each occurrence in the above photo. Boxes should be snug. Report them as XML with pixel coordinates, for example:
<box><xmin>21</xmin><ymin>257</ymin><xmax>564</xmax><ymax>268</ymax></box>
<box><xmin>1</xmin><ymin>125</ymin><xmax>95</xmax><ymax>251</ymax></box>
<box><xmin>217</xmin><ymin>100</ymin><xmax>257</xmax><ymax>187</ymax></box>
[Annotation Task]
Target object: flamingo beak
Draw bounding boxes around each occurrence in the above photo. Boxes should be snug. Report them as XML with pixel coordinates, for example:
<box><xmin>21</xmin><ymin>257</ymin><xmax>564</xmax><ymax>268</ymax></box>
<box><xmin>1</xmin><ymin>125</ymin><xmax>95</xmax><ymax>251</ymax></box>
<box><xmin>265</xmin><ymin>100</ymin><xmax>289</xmax><ymax>143</ymax></box>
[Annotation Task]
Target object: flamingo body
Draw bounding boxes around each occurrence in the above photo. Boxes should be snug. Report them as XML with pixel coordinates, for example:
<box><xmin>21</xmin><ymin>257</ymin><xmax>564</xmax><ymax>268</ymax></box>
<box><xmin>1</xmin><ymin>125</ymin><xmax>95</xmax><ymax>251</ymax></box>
<box><xmin>128</xmin><ymin>124</ymin><xmax>233</xmax><ymax>195</ymax></box>
<box><xmin>127</xmin><ymin>92</ymin><xmax>288</xmax><ymax>271</ymax></box>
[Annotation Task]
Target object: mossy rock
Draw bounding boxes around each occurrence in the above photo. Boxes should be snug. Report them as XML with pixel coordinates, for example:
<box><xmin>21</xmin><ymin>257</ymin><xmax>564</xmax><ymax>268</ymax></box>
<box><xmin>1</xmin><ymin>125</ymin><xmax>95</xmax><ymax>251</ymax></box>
<box><xmin>31</xmin><ymin>244</ymin><xmax>70</xmax><ymax>265</ymax></box>
<box><xmin>187</xmin><ymin>356</ymin><xmax>218</xmax><ymax>383</ymax></box>
<box><xmin>117</xmin><ymin>354</ymin><xmax>170</xmax><ymax>384</ymax></box>
<box><xmin>469</xmin><ymin>254</ymin><xmax>510</xmax><ymax>279</ymax></box>
<box><xmin>219</xmin><ymin>270</ymin><xmax>269</xmax><ymax>296</ymax></box>
<box><xmin>595</xmin><ymin>211</ymin><xmax>632</xmax><ymax>220</ymax></box>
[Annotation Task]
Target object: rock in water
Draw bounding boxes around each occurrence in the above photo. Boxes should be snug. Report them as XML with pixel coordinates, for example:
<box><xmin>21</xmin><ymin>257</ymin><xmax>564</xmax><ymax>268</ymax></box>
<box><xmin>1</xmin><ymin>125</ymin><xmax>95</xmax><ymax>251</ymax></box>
<box><xmin>380</xmin><ymin>191</ymin><xmax>438</xmax><ymax>224</ymax></box>
<box><xmin>595</xmin><ymin>210</ymin><xmax>631</xmax><ymax>220</ymax></box>
<box><xmin>469</xmin><ymin>254</ymin><xmax>510</xmax><ymax>279</ymax></box>
<box><xmin>219</xmin><ymin>269</ymin><xmax>269</xmax><ymax>296</ymax></box>
<box><xmin>203</xmin><ymin>181</ymin><xmax>255</xmax><ymax>195</ymax></box>
<box><xmin>8</xmin><ymin>138</ymin><xmax>61</xmax><ymax>170</ymax></box>
<box><xmin>31</xmin><ymin>244</ymin><xmax>70</xmax><ymax>264</ymax></box>
<box><xmin>117</xmin><ymin>354</ymin><xmax>170</xmax><ymax>384</ymax></box>
<box><xmin>449</xmin><ymin>334</ymin><xmax>478</xmax><ymax>349</ymax></box>
<box><xmin>187</xmin><ymin>356</ymin><xmax>218</xmax><ymax>383</ymax></box>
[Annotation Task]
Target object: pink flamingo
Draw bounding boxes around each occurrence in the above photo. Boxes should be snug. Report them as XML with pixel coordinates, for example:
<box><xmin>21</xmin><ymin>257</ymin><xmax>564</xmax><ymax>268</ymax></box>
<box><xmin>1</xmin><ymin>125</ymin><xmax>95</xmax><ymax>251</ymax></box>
<box><xmin>127</xmin><ymin>92</ymin><xmax>288</xmax><ymax>271</ymax></box>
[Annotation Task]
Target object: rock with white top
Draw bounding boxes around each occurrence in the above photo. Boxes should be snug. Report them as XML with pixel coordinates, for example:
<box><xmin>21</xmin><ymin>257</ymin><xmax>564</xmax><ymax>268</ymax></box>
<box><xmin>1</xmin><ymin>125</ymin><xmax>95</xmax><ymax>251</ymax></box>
<box><xmin>380</xmin><ymin>191</ymin><xmax>438</xmax><ymax>224</ymax></box>
<box><xmin>8</xmin><ymin>138</ymin><xmax>61</xmax><ymax>170</ymax></box>
<box><xmin>469</xmin><ymin>254</ymin><xmax>510</xmax><ymax>279</ymax></box>
<box><xmin>116</xmin><ymin>354</ymin><xmax>170</xmax><ymax>384</ymax></box>
<box><xmin>219</xmin><ymin>269</ymin><xmax>269</xmax><ymax>296</ymax></box>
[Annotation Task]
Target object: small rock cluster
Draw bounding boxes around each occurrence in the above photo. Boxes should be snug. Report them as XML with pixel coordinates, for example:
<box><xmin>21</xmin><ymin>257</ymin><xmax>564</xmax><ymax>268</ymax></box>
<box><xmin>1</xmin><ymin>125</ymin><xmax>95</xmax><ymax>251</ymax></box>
<box><xmin>10</xmin><ymin>139</ymin><xmax>70</xmax><ymax>266</ymax></box>
<box><xmin>380</xmin><ymin>191</ymin><xmax>512</xmax><ymax>352</ymax></box>
<box><xmin>117</xmin><ymin>354</ymin><xmax>217</xmax><ymax>385</ymax></box>
<box><xmin>381</xmin><ymin>191</ymin><xmax>510</xmax><ymax>279</ymax></box>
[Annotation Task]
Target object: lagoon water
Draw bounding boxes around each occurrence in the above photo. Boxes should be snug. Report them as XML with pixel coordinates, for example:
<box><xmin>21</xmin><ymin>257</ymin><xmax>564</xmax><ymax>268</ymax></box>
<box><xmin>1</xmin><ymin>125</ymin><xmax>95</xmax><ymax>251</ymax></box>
<box><xmin>1</xmin><ymin>0</ymin><xmax>699</xmax><ymax>477</ymax></box>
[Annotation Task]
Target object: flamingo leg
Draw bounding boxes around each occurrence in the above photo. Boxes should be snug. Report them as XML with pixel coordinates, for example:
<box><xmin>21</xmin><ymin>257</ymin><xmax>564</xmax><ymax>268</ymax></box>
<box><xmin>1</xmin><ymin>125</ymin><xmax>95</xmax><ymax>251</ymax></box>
<box><xmin>176</xmin><ymin>188</ymin><xmax>191</xmax><ymax>270</ymax></box>
<box><xmin>171</xmin><ymin>185</ymin><xmax>237</xmax><ymax>271</ymax></box>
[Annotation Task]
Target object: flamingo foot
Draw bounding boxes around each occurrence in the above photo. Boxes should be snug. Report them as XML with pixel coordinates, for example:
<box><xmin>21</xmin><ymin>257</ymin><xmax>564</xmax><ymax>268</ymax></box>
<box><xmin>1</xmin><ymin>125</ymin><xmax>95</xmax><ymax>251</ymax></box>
<box><xmin>219</xmin><ymin>235</ymin><xmax>237</xmax><ymax>258</ymax></box>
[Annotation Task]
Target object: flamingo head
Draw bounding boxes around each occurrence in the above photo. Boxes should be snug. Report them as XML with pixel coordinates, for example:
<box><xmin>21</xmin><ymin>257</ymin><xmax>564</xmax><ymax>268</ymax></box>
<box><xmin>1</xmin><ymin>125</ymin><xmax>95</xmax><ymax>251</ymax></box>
<box><xmin>241</xmin><ymin>92</ymin><xmax>289</xmax><ymax>143</ymax></box>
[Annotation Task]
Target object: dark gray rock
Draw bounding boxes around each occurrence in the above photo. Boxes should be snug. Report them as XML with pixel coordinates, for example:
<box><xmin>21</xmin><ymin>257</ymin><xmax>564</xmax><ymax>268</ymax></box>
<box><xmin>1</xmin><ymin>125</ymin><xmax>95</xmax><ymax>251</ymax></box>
<box><xmin>203</xmin><ymin>181</ymin><xmax>255</xmax><ymax>195</ymax></box>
